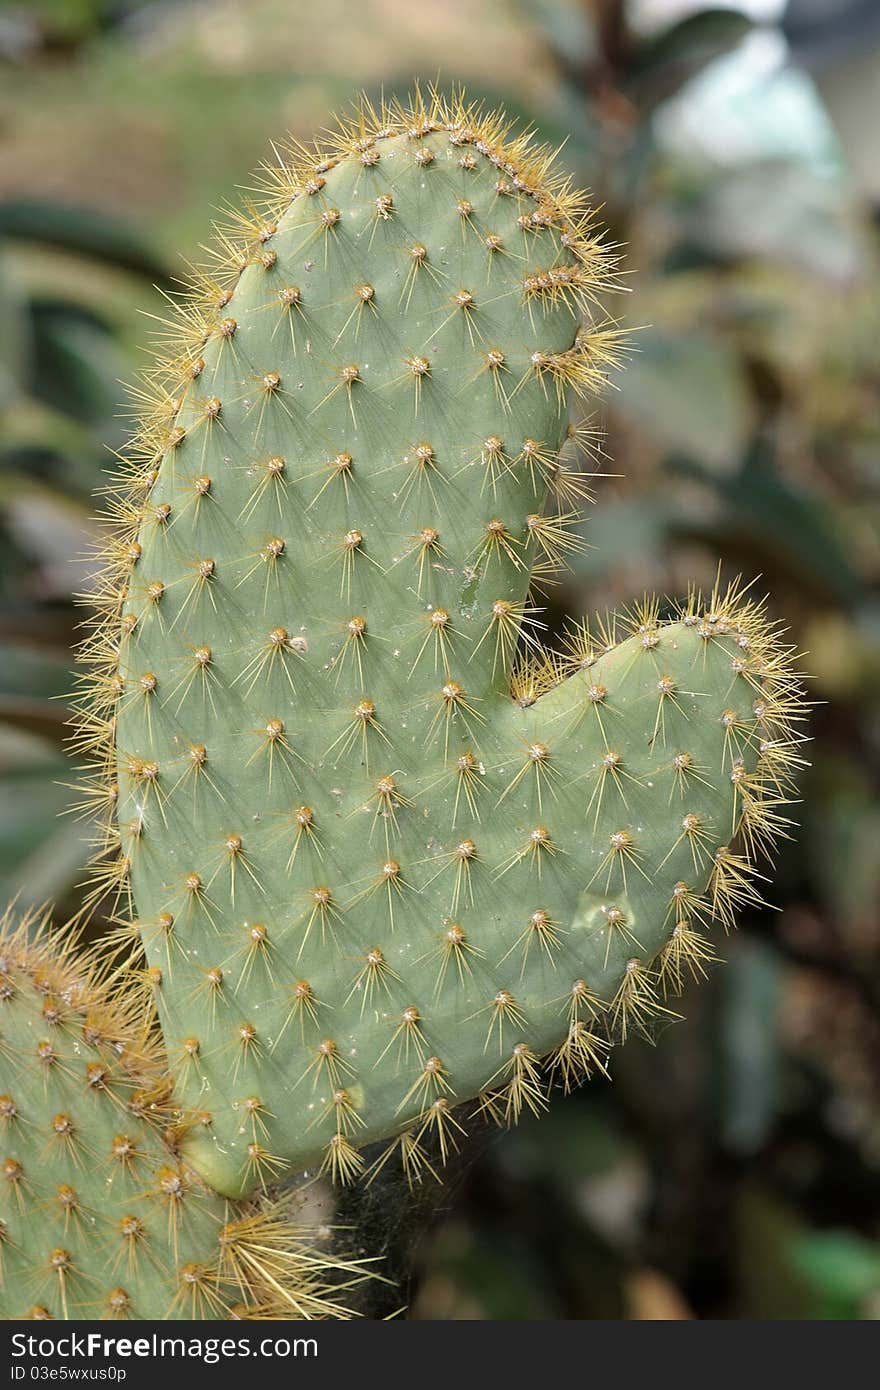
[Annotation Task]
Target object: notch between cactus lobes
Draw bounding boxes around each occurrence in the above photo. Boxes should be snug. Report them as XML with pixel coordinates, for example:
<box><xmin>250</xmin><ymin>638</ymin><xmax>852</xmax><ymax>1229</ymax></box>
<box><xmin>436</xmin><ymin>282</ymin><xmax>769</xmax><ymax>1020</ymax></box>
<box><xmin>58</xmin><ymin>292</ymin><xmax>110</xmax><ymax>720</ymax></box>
<box><xmin>67</xmin><ymin>85</ymin><xmax>807</xmax><ymax>1203</ymax></box>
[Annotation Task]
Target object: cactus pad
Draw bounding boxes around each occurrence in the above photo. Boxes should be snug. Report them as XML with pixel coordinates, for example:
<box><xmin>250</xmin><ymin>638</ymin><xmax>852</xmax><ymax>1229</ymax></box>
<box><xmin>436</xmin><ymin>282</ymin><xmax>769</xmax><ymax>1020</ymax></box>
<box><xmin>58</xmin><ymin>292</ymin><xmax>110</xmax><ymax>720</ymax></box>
<box><xmin>77</xmin><ymin>91</ymin><xmax>806</xmax><ymax>1200</ymax></box>
<box><xmin>0</xmin><ymin>908</ymin><xmax>374</xmax><ymax>1318</ymax></box>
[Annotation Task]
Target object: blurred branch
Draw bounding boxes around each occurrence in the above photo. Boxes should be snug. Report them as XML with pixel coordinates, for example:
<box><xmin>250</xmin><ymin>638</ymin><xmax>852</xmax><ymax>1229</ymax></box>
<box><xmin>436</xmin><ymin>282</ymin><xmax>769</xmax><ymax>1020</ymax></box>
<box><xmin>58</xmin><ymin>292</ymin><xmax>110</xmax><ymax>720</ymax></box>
<box><xmin>0</xmin><ymin>199</ymin><xmax>170</xmax><ymax>283</ymax></box>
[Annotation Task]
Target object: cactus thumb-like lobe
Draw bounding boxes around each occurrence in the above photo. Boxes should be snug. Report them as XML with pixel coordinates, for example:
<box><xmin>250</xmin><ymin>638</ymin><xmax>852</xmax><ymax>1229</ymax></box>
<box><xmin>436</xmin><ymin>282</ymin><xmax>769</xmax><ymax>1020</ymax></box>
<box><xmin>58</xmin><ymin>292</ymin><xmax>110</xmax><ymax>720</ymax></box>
<box><xmin>76</xmin><ymin>87</ymin><xmax>808</xmax><ymax>1200</ymax></box>
<box><xmin>0</xmin><ymin>904</ymin><xmax>377</xmax><ymax>1318</ymax></box>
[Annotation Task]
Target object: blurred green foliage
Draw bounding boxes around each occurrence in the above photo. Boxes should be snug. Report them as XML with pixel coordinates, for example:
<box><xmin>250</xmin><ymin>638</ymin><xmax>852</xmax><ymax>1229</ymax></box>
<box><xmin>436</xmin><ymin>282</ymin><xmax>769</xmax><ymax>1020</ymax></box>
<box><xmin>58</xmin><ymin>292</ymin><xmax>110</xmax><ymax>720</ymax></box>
<box><xmin>0</xmin><ymin>0</ymin><xmax>878</xmax><ymax>1319</ymax></box>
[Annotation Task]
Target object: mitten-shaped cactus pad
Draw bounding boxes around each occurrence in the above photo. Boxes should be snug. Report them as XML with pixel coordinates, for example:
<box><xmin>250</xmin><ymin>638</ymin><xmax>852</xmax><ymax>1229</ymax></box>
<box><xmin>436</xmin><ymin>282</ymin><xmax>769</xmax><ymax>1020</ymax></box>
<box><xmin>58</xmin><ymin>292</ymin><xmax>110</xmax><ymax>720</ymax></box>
<box><xmin>80</xmin><ymin>90</ymin><xmax>806</xmax><ymax>1199</ymax></box>
<box><xmin>0</xmin><ymin>908</ymin><xmax>374</xmax><ymax>1318</ymax></box>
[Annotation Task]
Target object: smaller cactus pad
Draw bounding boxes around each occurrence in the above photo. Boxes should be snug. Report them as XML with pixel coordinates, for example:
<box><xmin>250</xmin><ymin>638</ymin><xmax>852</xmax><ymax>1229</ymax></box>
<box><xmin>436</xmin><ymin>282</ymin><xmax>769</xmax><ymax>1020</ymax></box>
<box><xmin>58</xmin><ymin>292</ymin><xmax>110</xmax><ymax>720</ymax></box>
<box><xmin>0</xmin><ymin>908</ymin><xmax>373</xmax><ymax>1319</ymax></box>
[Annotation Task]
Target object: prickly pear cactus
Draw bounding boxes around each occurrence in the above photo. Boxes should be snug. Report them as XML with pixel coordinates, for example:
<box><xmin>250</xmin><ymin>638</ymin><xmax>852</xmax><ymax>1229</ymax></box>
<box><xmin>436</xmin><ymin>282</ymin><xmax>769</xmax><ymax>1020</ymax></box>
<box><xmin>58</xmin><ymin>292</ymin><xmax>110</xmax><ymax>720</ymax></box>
<box><xmin>77</xmin><ymin>91</ymin><xmax>805</xmax><ymax>1200</ymax></box>
<box><xmin>0</xmin><ymin>908</ymin><xmax>373</xmax><ymax>1319</ymax></box>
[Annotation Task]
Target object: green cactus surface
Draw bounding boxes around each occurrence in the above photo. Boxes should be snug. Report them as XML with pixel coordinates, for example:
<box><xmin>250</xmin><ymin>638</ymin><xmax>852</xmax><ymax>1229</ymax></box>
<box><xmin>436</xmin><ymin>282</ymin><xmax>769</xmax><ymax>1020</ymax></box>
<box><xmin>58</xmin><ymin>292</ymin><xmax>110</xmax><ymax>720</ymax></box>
<box><xmin>0</xmin><ymin>907</ymin><xmax>374</xmax><ymax>1319</ymax></box>
<box><xmin>77</xmin><ymin>90</ymin><xmax>806</xmax><ymax>1201</ymax></box>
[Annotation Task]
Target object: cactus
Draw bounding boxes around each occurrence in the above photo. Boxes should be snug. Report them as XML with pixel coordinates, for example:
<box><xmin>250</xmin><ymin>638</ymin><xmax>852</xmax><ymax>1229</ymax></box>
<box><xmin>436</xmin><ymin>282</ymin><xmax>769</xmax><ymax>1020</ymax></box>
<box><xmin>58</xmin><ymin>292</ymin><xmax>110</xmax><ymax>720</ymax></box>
<box><xmin>66</xmin><ymin>90</ymin><xmax>806</xmax><ymax>1210</ymax></box>
<box><xmin>0</xmin><ymin>906</ymin><xmax>375</xmax><ymax>1319</ymax></box>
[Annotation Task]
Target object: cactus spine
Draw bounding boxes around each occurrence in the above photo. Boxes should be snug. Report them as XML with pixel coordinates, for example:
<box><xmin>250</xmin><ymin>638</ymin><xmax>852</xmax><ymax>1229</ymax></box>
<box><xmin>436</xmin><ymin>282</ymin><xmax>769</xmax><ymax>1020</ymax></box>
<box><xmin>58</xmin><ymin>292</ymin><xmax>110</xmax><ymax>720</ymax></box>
<box><xmin>0</xmin><ymin>88</ymin><xmax>806</xmax><ymax>1318</ymax></box>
